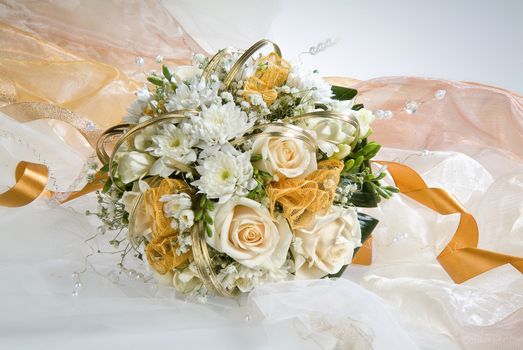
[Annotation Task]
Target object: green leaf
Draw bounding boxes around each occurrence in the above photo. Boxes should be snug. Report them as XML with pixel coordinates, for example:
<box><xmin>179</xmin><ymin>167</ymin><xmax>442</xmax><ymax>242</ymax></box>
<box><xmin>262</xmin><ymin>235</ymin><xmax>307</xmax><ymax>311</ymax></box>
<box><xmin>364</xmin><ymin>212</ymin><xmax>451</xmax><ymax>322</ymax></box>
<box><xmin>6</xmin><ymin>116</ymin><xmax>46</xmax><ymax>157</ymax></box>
<box><xmin>205</xmin><ymin>224</ymin><xmax>213</xmax><ymax>237</ymax></box>
<box><xmin>99</xmin><ymin>164</ymin><xmax>110</xmax><ymax>173</ymax></box>
<box><xmin>352</xmin><ymin>103</ymin><xmax>364</xmax><ymax>111</ymax></box>
<box><xmin>356</xmin><ymin>212</ymin><xmax>378</xmax><ymax>253</ymax></box>
<box><xmin>250</xmin><ymin>154</ymin><xmax>263</xmax><ymax>162</ymax></box>
<box><xmin>383</xmin><ymin>185</ymin><xmax>400</xmax><ymax>193</ymax></box>
<box><xmin>348</xmin><ymin>182</ymin><xmax>380</xmax><ymax>207</ymax></box>
<box><xmin>102</xmin><ymin>178</ymin><xmax>112</xmax><ymax>193</ymax></box>
<box><xmin>147</xmin><ymin>76</ymin><xmax>164</xmax><ymax>86</ymax></box>
<box><xmin>331</xmin><ymin>85</ymin><xmax>358</xmax><ymax>101</ymax></box>
<box><xmin>199</xmin><ymin>194</ymin><xmax>207</xmax><ymax>208</ymax></box>
<box><xmin>327</xmin><ymin>213</ymin><xmax>379</xmax><ymax>278</ymax></box>
<box><xmin>162</xmin><ymin>65</ymin><xmax>172</xmax><ymax>81</ymax></box>
<box><xmin>194</xmin><ymin>209</ymin><xmax>203</xmax><ymax>221</ymax></box>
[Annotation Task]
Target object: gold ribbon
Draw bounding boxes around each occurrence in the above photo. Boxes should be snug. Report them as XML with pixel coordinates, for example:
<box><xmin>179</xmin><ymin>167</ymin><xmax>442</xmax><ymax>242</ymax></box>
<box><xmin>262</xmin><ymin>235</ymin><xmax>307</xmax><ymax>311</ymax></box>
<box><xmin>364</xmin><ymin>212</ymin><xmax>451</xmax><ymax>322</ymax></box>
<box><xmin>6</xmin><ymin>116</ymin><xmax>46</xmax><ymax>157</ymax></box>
<box><xmin>0</xmin><ymin>161</ymin><xmax>105</xmax><ymax>208</ymax></box>
<box><xmin>352</xmin><ymin>161</ymin><xmax>523</xmax><ymax>283</ymax></box>
<box><xmin>267</xmin><ymin>160</ymin><xmax>344</xmax><ymax>229</ymax></box>
<box><xmin>0</xmin><ymin>161</ymin><xmax>49</xmax><ymax>207</ymax></box>
<box><xmin>143</xmin><ymin>178</ymin><xmax>191</xmax><ymax>275</ymax></box>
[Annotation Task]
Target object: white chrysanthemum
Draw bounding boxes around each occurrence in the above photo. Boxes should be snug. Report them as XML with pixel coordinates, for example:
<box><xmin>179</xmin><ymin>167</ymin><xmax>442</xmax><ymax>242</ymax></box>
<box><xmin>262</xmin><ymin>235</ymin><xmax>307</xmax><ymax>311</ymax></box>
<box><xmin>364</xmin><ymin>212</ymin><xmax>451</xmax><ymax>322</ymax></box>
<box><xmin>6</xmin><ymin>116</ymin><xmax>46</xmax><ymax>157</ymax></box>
<box><xmin>190</xmin><ymin>102</ymin><xmax>253</xmax><ymax>146</ymax></box>
<box><xmin>147</xmin><ymin>123</ymin><xmax>197</xmax><ymax>178</ymax></box>
<box><xmin>124</xmin><ymin>86</ymin><xmax>151</xmax><ymax>123</ymax></box>
<box><xmin>192</xmin><ymin>150</ymin><xmax>256</xmax><ymax>203</ymax></box>
<box><xmin>165</xmin><ymin>77</ymin><xmax>221</xmax><ymax>111</ymax></box>
<box><xmin>286</xmin><ymin>64</ymin><xmax>332</xmax><ymax>103</ymax></box>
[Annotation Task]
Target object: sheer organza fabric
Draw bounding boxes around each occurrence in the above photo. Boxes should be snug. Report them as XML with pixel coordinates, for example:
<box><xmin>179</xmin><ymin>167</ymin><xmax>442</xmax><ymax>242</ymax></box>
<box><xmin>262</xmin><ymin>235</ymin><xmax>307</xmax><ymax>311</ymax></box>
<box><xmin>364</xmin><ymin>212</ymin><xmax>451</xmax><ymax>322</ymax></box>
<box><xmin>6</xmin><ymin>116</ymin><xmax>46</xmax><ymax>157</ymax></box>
<box><xmin>0</xmin><ymin>1</ymin><xmax>522</xmax><ymax>349</ymax></box>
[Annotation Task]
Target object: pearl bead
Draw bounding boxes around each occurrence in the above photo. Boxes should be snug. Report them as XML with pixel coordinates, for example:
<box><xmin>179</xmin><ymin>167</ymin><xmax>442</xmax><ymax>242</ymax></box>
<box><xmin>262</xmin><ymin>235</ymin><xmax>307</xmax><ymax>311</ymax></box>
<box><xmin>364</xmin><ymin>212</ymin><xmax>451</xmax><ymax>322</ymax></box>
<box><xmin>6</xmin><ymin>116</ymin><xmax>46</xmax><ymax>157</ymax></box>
<box><xmin>71</xmin><ymin>272</ymin><xmax>80</xmax><ymax>280</ymax></box>
<box><xmin>245</xmin><ymin>314</ymin><xmax>251</xmax><ymax>322</ymax></box>
<box><xmin>74</xmin><ymin>282</ymin><xmax>82</xmax><ymax>290</ymax></box>
<box><xmin>135</xmin><ymin>273</ymin><xmax>145</xmax><ymax>281</ymax></box>
<box><xmin>71</xmin><ymin>290</ymin><xmax>79</xmax><ymax>297</ymax></box>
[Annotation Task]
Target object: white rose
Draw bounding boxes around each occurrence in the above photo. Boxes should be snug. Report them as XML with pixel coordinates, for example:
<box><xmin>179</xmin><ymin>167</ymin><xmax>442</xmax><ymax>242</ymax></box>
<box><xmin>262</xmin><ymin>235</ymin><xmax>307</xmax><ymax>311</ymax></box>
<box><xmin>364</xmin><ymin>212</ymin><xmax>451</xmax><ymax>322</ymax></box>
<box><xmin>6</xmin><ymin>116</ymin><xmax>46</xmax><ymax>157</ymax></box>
<box><xmin>303</xmin><ymin>118</ymin><xmax>356</xmax><ymax>157</ymax></box>
<box><xmin>330</xmin><ymin>101</ymin><xmax>375</xmax><ymax>139</ymax></box>
<box><xmin>292</xmin><ymin>206</ymin><xmax>361</xmax><ymax>279</ymax></box>
<box><xmin>352</xmin><ymin>108</ymin><xmax>375</xmax><ymax>138</ymax></box>
<box><xmin>116</xmin><ymin>151</ymin><xmax>155</xmax><ymax>184</ymax></box>
<box><xmin>251</xmin><ymin>134</ymin><xmax>317</xmax><ymax>180</ymax></box>
<box><xmin>207</xmin><ymin>197</ymin><xmax>292</xmax><ymax>270</ymax></box>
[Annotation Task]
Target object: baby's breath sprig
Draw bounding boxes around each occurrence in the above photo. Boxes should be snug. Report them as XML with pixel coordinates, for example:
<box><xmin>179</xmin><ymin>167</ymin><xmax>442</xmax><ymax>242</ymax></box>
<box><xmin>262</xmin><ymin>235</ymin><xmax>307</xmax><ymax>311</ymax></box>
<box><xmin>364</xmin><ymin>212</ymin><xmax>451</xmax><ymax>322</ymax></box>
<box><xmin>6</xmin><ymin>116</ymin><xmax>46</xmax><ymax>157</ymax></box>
<box><xmin>194</xmin><ymin>194</ymin><xmax>215</xmax><ymax>237</ymax></box>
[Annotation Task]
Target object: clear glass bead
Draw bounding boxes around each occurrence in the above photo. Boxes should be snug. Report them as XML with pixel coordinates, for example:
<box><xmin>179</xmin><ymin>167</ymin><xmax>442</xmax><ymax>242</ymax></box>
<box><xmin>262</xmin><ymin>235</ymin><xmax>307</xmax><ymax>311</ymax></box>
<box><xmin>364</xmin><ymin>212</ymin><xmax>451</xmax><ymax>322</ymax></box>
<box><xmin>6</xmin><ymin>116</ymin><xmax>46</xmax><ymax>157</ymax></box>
<box><xmin>420</xmin><ymin>149</ymin><xmax>431</xmax><ymax>157</ymax></box>
<box><xmin>127</xmin><ymin>269</ymin><xmax>137</xmax><ymax>278</ymax></box>
<box><xmin>434</xmin><ymin>89</ymin><xmax>447</xmax><ymax>100</ymax></box>
<box><xmin>375</xmin><ymin>109</ymin><xmax>386</xmax><ymax>119</ymax></box>
<box><xmin>71</xmin><ymin>290</ymin><xmax>79</xmax><ymax>297</ymax></box>
<box><xmin>74</xmin><ymin>282</ymin><xmax>82</xmax><ymax>290</ymax></box>
<box><xmin>155</xmin><ymin>55</ymin><xmax>163</xmax><ymax>64</ymax></box>
<box><xmin>135</xmin><ymin>57</ymin><xmax>145</xmax><ymax>66</ymax></box>
<box><xmin>84</xmin><ymin>121</ymin><xmax>95</xmax><ymax>131</ymax></box>
<box><xmin>384</xmin><ymin>110</ymin><xmax>393</xmax><ymax>120</ymax></box>
<box><xmin>245</xmin><ymin>314</ymin><xmax>251</xmax><ymax>322</ymax></box>
<box><xmin>404</xmin><ymin>101</ymin><xmax>418</xmax><ymax>114</ymax></box>
<box><xmin>135</xmin><ymin>273</ymin><xmax>145</xmax><ymax>281</ymax></box>
<box><xmin>71</xmin><ymin>272</ymin><xmax>80</xmax><ymax>280</ymax></box>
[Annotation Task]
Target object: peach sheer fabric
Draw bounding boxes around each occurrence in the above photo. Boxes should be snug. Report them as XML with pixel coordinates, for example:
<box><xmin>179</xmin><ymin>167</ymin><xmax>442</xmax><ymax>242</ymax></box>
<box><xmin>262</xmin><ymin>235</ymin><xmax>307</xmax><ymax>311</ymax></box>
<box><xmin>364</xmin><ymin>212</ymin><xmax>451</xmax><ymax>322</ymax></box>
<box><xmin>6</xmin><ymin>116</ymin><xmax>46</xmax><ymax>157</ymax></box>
<box><xmin>0</xmin><ymin>1</ymin><xmax>522</xmax><ymax>349</ymax></box>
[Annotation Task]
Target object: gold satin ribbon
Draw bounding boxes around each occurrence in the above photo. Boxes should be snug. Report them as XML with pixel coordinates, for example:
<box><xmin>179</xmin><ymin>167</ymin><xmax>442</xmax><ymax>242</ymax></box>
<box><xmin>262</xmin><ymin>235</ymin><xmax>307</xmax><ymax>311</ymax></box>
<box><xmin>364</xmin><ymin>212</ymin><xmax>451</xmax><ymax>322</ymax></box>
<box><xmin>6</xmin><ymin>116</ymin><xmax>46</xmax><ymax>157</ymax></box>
<box><xmin>0</xmin><ymin>161</ymin><xmax>48</xmax><ymax>207</ymax></box>
<box><xmin>352</xmin><ymin>161</ymin><xmax>523</xmax><ymax>283</ymax></box>
<box><xmin>0</xmin><ymin>161</ymin><xmax>105</xmax><ymax>207</ymax></box>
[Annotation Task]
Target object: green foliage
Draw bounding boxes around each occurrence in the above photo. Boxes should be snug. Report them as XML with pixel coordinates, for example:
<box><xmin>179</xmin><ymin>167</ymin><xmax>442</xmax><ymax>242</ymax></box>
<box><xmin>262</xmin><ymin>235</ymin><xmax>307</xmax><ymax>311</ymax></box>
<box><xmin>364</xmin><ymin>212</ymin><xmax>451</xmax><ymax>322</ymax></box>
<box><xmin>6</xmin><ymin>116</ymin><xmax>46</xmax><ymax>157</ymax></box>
<box><xmin>331</xmin><ymin>85</ymin><xmax>358</xmax><ymax>101</ymax></box>
<box><xmin>194</xmin><ymin>194</ymin><xmax>215</xmax><ymax>237</ymax></box>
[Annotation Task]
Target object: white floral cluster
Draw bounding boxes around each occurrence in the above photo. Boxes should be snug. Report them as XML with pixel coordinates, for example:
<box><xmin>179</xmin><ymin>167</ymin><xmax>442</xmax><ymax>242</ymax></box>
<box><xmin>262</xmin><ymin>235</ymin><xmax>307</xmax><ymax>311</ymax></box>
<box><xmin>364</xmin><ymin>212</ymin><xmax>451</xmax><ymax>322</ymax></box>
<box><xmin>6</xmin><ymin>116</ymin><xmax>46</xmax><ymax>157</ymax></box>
<box><xmin>106</xmin><ymin>48</ymin><xmax>382</xmax><ymax>296</ymax></box>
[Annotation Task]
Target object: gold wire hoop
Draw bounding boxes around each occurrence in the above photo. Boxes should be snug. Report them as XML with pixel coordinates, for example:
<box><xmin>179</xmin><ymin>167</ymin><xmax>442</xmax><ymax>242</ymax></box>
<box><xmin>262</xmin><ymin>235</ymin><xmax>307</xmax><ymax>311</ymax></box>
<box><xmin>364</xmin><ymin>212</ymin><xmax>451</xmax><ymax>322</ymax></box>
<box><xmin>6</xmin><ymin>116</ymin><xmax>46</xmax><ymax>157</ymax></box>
<box><xmin>223</xmin><ymin>39</ymin><xmax>281</xmax><ymax>90</ymax></box>
<box><xmin>231</xmin><ymin>121</ymin><xmax>317</xmax><ymax>151</ymax></box>
<box><xmin>191</xmin><ymin>221</ymin><xmax>238</xmax><ymax>297</ymax></box>
<box><xmin>96</xmin><ymin>123</ymin><xmax>131</xmax><ymax>165</ymax></box>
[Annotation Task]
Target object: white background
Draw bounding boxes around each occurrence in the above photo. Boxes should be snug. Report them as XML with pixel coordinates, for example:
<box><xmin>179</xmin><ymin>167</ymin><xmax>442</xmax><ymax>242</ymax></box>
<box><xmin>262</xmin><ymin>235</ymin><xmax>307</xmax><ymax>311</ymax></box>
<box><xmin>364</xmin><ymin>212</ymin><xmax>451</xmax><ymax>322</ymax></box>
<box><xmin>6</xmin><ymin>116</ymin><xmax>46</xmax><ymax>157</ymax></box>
<box><xmin>165</xmin><ymin>0</ymin><xmax>523</xmax><ymax>94</ymax></box>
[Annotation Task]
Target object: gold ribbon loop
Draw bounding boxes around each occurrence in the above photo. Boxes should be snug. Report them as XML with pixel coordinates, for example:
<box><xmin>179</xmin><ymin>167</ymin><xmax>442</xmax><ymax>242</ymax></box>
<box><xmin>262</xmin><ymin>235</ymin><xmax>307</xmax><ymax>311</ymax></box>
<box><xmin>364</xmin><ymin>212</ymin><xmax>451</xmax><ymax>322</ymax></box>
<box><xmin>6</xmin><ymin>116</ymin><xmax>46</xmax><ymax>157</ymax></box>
<box><xmin>353</xmin><ymin>161</ymin><xmax>523</xmax><ymax>283</ymax></box>
<box><xmin>0</xmin><ymin>161</ymin><xmax>48</xmax><ymax>207</ymax></box>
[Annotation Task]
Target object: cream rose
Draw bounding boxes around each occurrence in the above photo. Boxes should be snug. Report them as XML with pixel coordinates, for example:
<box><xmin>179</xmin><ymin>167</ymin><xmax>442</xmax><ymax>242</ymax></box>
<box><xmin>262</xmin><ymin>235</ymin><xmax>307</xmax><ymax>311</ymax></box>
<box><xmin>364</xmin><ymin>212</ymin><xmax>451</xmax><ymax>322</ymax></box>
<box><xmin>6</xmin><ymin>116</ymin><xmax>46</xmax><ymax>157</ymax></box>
<box><xmin>207</xmin><ymin>197</ymin><xmax>292</xmax><ymax>269</ymax></box>
<box><xmin>116</xmin><ymin>151</ymin><xmax>155</xmax><ymax>184</ymax></box>
<box><xmin>251</xmin><ymin>134</ymin><xmax>317</xmax><ymax>180</ymax></box>
<box><xmin>292</xmin><ymin>206</ymin><xmax>361</xmax><ymax>279</ymax></box>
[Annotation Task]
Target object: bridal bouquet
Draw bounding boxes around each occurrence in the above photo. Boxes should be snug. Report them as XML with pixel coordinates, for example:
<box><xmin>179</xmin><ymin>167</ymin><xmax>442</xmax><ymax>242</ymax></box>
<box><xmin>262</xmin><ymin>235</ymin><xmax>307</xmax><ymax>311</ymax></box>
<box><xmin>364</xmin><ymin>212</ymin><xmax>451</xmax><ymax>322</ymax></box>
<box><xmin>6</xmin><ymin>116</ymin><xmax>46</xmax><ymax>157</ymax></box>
<box><xmin>94</xmin><ymin>40</ymin><xmax>396</xmax><ymax>297</ymax></box>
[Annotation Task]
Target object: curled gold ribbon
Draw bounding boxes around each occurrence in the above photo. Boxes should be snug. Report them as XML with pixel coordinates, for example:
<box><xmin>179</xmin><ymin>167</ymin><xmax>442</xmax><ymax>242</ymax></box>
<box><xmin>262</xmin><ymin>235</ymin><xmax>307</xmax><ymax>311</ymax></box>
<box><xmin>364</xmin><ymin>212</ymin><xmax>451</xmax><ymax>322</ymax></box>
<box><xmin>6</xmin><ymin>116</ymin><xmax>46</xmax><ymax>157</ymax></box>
<box><xmin>0</xmin><ymin>161</ymin><xmax>105</xmax><ymax>207</ymax></box>
<box><xmin>352</xmin><ymin>161</ymin><xmax>523</xmax><ymax>283</ymax></box>
<box><xmin>0</xmin><ymin>161</ymin><xmax>48</xmax><ymax>207</ymax></box>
